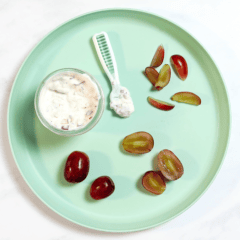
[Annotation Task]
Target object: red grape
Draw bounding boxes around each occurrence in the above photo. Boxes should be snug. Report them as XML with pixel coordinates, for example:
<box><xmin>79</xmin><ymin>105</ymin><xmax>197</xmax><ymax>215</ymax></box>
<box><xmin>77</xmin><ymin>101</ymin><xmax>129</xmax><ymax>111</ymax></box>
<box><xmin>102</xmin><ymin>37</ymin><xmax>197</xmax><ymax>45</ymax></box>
<box><xmin>142</xmin><ymin>171</ymin><xmax>166</xmax><ymax>195</ymax></box>
<box><xmin>64</xmin><ymin>151</ymin><xmax>89</xmax><ymax>183</ymax></box>
<box><xmin>90</xmin><ymin>176</ymin><xmax>115</xmax><ymax>200</ymax></box>
<box><xmin>158</xmin><ymin>149</ymin><xmax>184</xmax><ymax>180</ymax></box>
<box><xmin>170</xmin><ymin>55</ymin><xmax>188</xmax><ymax>80</ymax></box>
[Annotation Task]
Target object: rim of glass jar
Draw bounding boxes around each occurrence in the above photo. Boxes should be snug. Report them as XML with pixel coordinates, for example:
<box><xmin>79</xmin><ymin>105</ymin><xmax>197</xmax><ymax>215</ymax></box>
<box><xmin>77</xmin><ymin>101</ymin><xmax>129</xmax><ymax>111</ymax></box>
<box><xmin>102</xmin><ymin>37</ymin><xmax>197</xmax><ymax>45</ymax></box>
<box><xmin>34</xmin><ymin>68</ymin><xmax>105</xmax><ymax>137</ymax></box>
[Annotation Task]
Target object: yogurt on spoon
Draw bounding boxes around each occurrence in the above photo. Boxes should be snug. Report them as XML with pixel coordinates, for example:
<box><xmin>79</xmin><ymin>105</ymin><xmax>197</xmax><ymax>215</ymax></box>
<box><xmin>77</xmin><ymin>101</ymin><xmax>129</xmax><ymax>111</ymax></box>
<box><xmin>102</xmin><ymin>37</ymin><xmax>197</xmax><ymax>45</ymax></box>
<box><xmin>110</xmin><ymin>83</ymin><xmax>134</xmax><ymax>117</ymax></box>
<box><xmin>92</xmin><ymin>32</ymin><xmax>134</xmax><ymax>118</ymax></box>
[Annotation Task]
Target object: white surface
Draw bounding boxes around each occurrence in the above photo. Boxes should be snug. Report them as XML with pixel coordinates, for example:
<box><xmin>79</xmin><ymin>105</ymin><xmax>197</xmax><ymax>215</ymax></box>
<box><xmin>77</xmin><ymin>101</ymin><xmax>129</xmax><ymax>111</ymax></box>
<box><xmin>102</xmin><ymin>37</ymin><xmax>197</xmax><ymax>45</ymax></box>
<box><xmin>1</xmin><ymin>0</ymin><xmax>240</xmax><ymax>239</ymax></box>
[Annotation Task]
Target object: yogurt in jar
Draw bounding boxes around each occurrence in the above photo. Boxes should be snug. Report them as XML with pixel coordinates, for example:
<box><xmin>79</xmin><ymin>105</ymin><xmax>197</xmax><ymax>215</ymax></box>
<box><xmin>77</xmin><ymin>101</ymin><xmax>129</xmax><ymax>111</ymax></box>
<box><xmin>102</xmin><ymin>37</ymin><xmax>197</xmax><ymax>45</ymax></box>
<box><xmin>39</xmin><ymin>71</ymin><xmax>100</xmax><ymax>131</ymax></box>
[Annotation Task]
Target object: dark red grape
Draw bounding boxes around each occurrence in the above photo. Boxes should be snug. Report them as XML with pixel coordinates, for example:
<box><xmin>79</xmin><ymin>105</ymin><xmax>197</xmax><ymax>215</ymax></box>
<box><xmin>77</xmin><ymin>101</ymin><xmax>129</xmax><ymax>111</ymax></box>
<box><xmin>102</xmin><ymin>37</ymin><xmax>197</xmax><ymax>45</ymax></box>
<box><xmin>90</xmin><ymin>176</ymin><xmax>115</xmax><ymax>200</ymax></box>
<box><xmin>64</xmin><ymin>151</ymin><xmax>89</xmax><ymax>183</ymax></box>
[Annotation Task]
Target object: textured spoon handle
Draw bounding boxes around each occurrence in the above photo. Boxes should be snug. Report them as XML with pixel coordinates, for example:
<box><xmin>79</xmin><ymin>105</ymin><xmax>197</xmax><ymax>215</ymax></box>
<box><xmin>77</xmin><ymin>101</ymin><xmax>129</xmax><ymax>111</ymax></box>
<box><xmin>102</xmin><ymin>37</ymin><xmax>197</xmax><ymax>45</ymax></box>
<box><xmin>92</xmin><ymin>32</ymin><xmax>119</xmax><ymax>85</ymax></box>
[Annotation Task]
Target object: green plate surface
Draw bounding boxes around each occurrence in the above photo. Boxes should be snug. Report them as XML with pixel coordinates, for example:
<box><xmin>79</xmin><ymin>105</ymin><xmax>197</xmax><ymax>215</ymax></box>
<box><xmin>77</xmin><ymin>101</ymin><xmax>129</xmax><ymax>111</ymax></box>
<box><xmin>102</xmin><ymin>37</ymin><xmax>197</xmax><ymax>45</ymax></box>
<box><xmin>8</xmin><ymin>9</ymin><xmax>230</xmax><ymax>232</ymax></box>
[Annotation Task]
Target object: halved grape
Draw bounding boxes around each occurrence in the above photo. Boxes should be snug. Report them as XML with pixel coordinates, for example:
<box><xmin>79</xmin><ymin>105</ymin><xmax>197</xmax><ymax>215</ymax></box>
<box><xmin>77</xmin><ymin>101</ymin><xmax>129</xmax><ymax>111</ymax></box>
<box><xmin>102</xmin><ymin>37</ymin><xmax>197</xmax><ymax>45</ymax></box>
<box><xmin>142</xmin><ymin>171</ymin><xmax>166</xmax><ymax>195</ymax></box>
<box><xmin>122</xmin><ymin>131</ymin><xmax>154</xmax><ymax>154</ymax></box>
<box><xmin>157</xmin><ymin>149</ymin><xmax>184</xmax><ymax>180</ymax></box>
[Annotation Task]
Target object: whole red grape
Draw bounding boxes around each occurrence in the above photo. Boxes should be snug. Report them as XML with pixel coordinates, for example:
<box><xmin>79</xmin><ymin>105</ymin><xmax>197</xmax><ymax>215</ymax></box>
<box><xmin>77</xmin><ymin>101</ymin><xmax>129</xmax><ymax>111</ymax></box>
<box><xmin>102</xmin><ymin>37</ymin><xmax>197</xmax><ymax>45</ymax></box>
<box><xmin>64</xmin><ymin>151</ymin><xmax>89</xmax><ymax>183</ymax></box>
<box><xmin>90</xmin><ymin>176</ymin><xmax>115</xmax><ymax>200</ymax></box>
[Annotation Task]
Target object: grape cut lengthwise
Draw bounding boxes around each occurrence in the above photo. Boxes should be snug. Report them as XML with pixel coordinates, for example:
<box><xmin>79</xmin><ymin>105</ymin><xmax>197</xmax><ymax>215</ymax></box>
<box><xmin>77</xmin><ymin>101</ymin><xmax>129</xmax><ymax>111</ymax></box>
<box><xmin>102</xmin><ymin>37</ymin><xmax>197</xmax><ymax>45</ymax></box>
<box><xmin>145</xmin><ymin>67</ymin><xmax>161</xmax><ymax>90</ymax></box>
<box><xmin>170</xmin><ymin>55</ymin><xmax>188</xmax><ymax>80</ymax></box>
<box><xmin>122</xmin><ymin>131</ymin><xmax>154</xmax><ymax>154</ymax></box>
<box><xmin>171</xmin><ymin>92</ymin><xmax>201</xmax><ymax>105</ymax></box>
<box><xmin>150</xmin><ymin>45</ymin><xmax>165</xmax><ymax>68</ymax></box>
<box><xmin>64</xmin><ymin>151</ymin><xmax>90</xmax><ymax>183</ymax></box>
<box><xmin>155</xmin><ymin>64</ymin><xmax>171</xmax><ymax>89</ymax></box>
<box><xmin>90</xmin><ymin>176</ymin><xmax>115</xmax><ymax>200</ymax></box>
<box><xmin>148</xmin><ymin>96</ymin><xmax>175</xmax><ymax>111</ymax></box>
<box><xmin>142</xmin><ymin>171</ymin><xmax>166</xmax><ymax>195</ymax></box>
<box><xmin>157</xmin><ymin>149</ymin><xmax>184</xmax><ymax>180</ymax></box>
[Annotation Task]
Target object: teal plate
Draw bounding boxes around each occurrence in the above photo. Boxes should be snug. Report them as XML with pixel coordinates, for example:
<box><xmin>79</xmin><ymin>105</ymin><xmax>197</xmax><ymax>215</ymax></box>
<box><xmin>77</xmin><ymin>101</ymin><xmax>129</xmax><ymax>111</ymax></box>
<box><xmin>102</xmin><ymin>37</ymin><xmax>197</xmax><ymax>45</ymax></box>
<box><xmin>8</xmin><ymin>9</ymin><xmax>231</xmax><ymax>232</ymax></box>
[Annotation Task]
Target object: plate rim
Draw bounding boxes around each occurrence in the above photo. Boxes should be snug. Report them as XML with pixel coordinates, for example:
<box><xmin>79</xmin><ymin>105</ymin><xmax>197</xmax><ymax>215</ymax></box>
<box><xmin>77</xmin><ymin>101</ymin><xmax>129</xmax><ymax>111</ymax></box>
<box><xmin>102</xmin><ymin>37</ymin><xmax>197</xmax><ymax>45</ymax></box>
<box><xmin>7</xmin><ymin>8</ymin><xmax>232</xmax><ymax>232</ymax></box>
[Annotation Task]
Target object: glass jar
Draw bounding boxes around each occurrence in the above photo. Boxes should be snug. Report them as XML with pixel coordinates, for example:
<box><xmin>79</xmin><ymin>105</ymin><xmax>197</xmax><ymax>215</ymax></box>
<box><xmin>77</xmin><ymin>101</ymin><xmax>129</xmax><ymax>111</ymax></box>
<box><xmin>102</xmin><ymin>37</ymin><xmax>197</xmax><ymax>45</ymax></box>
<box><xmin>34</xmin><ymin>68</ymin><xmax>105</xmax><ymax>136</ymax></box>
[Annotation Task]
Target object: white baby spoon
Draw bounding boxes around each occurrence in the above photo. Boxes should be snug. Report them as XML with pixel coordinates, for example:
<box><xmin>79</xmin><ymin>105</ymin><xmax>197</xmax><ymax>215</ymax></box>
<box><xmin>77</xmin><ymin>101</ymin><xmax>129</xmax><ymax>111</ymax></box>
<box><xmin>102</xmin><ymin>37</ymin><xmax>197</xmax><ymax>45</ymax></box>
<box><xmin>92</xmin><ymin>32</ymin><xmax>134</xmax><ymax>117</ymax></box>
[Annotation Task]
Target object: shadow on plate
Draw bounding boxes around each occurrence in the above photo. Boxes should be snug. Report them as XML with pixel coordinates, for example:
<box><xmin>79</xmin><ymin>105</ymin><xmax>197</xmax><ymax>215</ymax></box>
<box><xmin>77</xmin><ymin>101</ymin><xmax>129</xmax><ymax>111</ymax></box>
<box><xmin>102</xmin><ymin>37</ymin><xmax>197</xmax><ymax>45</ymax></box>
<box><xmin>57</xmin><ymin>156</ymin><xmax>77</xmax><ymax>187</ymax></box>
<box><xmin>110</xmin><ymin>175</ymin><xmax>134</xmax><ymax>200</ymax></box>
<box><xmin>84</xmin><ymin>181</ymin><xmax>96</xmax><ymax>203</ymax></box>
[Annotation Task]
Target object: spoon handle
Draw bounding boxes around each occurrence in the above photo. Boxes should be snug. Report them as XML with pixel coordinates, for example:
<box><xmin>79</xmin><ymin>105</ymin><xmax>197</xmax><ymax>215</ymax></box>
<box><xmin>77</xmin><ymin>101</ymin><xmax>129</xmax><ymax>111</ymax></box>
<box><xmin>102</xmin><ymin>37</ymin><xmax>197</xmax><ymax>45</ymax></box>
<box><xmin>92</xmin><ymin>32</ymin><xmax>119</xmax><ymax>85</ymax></box>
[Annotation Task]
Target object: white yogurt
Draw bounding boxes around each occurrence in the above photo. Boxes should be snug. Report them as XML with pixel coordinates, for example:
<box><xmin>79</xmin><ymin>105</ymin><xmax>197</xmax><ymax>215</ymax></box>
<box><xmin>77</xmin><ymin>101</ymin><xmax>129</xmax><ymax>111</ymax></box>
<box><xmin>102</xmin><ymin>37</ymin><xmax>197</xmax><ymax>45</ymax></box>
<box><xmin>110</xmin><ymin>85</ymin><xmax>134</xmax><ymax>117</ymax></box>
<box><xmin>39</xmin><ymin>71</ymin><xmax>100</xmax><ymax>131</ymax></box>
